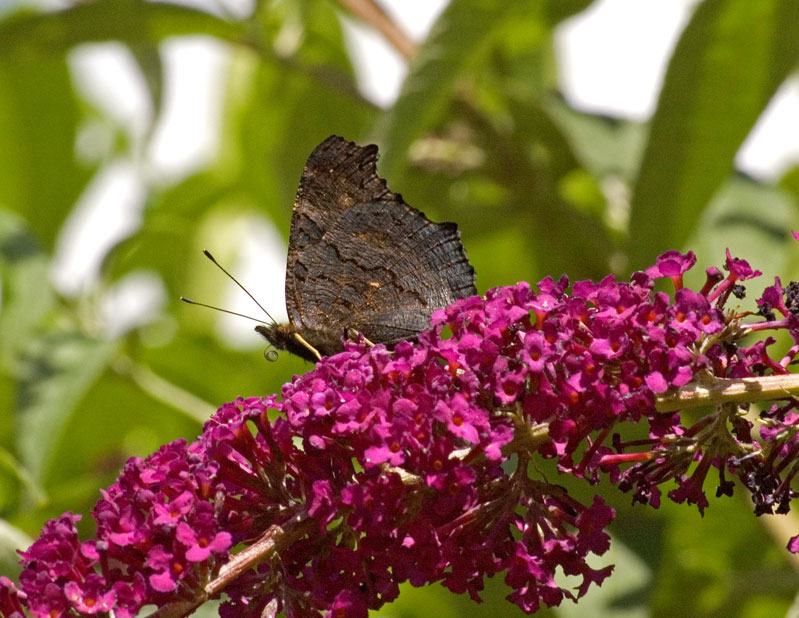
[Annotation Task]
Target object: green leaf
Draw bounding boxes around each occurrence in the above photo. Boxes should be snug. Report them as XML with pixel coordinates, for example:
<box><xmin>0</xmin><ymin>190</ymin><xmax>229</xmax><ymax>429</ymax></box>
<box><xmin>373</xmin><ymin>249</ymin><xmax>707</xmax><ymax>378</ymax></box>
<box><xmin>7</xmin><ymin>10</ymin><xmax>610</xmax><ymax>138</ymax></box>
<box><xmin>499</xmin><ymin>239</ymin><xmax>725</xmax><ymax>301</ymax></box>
<box><xmin>376</xmin><ymin>0</ymin><xmax>516</xmax><ymax>180</ymax></box>
<box><xmin>651</xmin><ymin>499</ymin><xmax>792</xmax><ymax>616</ymax></box>
<box><xmin>501</xmin><ymin>95</ymin><xmax>617</xmax><ymax>278</ymax></box>
<box><xmin>628</xmin><ymin>0</ymin><xmax>799</xmax><ymax>269</ymax></box>
<box><xmin>548</xmin><ymin>534</ymin><xmax>650</xmax><ymax>618</ymax></box>
<box><xmin>686</xmin><ymin>176</ymin><xmax>796</xmax><ymax>293</ymax></box>
<box><xmin>779</xmin><ymin>165</ymin><xmax>799</xmax><ymax>198</ymax></box>
<box><xmin>0</xmin><ymin>209</ymin><xmax>53</xmax><ymax>511</ymax></box>
<box><xmin>0</xmin><ymin>0</ymin><xmax>243</xmax><ymax>52</ymax></box>
<box><xmin>0</xmin><ymin>1</ymin><xmax>249</xmax><ymax>252</ymax></box>
<box><xmin>0</xmin><ymin>519</ymin><xmax>31</xmax><ymax>579</ymax></box>
<box><xmin>0</xmin><ymin>55</ymin><xmax>91</xmax><ymax>249</ymax></box>
<box><xmin>544</xmin><ymin>98</ymin><xmax>648</xmax><ymax>181</ymax></box>
<box><xmin>41</xmin><ymin>363</ymin><xmax>204</xmax><ymax>494</ymax></box>
<box><xmin>0</xmin><ymin>446</ymin><xmax>47</xmax><ymax>511</ymax></box>
<box><xmin>542</xmin><ymin>0</ymin><xmax>595</xmax><ymax>26</ymax></box>
<box><xmin>105</xmin><ymin>170</ymin><xmax>237</xmax><ymax>294</ymax></box>
<box><xmin>236</xmin><ymin>0</ymin><xmax>378</xmax><ymax>226</ymax></box>
<box><xmin>0</xmin><ymin>208</ymin><xmax>54</xmax><ymax>372</ymax></box>
<box><xmin>142</xmin><ymin>332</ymin><xmax>301</xmax><ymax>403</ymax></box>
<box><xmin>16</xmin><ymin>331</ymin><xmax>117</xmax><ymax>482</ymax></box>
<box><xmin>237</xmin><ymin>61</ymin><xmax>376</xmax><ymax>232</ymax></box>
<box><xmin>131</xmin><ymin>45</ymin><xmax>165</xmax><ymax>131</ymax></box>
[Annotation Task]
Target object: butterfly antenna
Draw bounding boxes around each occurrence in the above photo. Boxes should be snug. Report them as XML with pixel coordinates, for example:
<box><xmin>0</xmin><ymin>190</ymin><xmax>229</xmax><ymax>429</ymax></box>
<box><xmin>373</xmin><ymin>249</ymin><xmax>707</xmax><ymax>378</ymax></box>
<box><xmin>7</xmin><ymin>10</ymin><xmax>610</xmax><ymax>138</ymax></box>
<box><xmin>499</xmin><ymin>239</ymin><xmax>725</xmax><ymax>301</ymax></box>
<box><xmin>201</xmin><ymin>249</ymin><xmax>277</xmax><ymax>324</ymax></box>
<box><xmin>179</xmin><ymin>297</ymin><xmax>269</xmax><ymax>326</ymax></box>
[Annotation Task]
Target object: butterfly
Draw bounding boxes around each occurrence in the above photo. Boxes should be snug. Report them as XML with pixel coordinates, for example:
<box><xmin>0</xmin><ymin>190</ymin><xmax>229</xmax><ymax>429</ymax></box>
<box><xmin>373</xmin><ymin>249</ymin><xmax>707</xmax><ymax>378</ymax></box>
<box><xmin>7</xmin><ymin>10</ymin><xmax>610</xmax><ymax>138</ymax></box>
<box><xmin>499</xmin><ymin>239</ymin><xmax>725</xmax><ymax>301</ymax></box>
<box><xmin>250</xmin><ymin>135</ymin><xmax>476</xmax><ymax>362</ymax></box>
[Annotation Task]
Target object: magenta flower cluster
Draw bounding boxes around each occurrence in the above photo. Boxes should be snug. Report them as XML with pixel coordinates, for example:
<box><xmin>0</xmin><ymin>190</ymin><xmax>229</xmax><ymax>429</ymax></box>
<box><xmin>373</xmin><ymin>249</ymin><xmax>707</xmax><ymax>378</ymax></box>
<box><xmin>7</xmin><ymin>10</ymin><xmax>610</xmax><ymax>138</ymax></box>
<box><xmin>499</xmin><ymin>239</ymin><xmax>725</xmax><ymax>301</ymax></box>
<box><xmin>5</xmin><ymin>249</ymin><xmax>799</xmax><ymax>618</ymax></box>
<box><xmin>9</xmin><ymin>441</ymin><xmax>231</xmax><ymax>618</ymax></box>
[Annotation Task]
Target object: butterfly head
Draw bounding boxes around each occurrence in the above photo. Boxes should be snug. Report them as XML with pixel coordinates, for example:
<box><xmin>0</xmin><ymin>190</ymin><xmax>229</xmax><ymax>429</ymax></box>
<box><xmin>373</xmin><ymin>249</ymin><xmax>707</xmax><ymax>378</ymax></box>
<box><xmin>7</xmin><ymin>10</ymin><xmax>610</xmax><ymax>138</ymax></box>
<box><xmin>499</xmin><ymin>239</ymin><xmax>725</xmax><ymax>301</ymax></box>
<box><xmin>183</xmin><ymin>249</ymin><xmax>324</xmax><ymax>363</ymax></box>
<box><xmin>255</xmin><ymin>323</ymin><xmax>323</xmax><ymax>363</ymax></box>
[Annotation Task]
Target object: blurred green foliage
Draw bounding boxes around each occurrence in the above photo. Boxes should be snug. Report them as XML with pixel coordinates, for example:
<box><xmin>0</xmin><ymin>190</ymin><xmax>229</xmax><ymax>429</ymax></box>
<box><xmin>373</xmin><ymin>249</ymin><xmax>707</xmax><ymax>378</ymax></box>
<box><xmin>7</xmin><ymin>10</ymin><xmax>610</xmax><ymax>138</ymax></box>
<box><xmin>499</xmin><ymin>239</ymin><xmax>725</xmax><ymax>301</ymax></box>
<box><xmin>1</xmin><ymin>0</ymin><xmax>799</xmax><ymax>616</ymax></box>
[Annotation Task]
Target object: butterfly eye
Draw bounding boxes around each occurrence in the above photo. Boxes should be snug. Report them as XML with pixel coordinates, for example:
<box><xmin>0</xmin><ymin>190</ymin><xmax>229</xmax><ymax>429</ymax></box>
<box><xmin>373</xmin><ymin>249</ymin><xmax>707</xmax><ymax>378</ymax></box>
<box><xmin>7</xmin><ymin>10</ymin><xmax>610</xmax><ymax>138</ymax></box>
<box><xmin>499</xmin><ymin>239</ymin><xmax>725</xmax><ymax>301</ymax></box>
<box><xmin>264</xmin><ymin>348</ymin><xmax>279</xmax><ymax>362</ymax></box>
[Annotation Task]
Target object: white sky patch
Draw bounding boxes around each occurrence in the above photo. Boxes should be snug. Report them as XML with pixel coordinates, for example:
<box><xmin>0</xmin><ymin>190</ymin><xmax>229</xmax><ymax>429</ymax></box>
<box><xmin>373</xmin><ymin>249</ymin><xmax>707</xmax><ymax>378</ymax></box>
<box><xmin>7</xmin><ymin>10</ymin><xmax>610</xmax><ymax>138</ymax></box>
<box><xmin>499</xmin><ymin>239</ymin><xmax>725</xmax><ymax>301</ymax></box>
<box><xmin>146</xmin><ymin>37</ymin><xmax>230</xmax><ymax>182</ymax></box>
<box><xmin>216</xmin><ymin>217</ymin><xmax>289</xmax><ymax>346</ymax></box>
<box><xmin>99</xmin><ymin>271</ymin><xmax>167</xmax><ymax>338</ymax></box>
<box><xmin>736</xmin><ymin>78</ymin><xmax>799</xmax><ymax>181</ymax></box>
<box><xmin>70</xmin><ymin>43</ymin><xmax>152</xmax><ymax>144</ymax></box>
<box><xmin>380</xmin><ymin>0</ymin><xmax>449</xmax><ymax>39</ymax></box>
<box><xmin>556</xmin><ymin>0</ymin><xmax>799</xmax><ymax>179</ymax></box>
<box><xmin>51</xmin><ymin>160</ymin><xmax>145</xmax><ymax>297</ymax></box>
<box><xmin>341</xmin><ymin>0</ymin><xmax>448</xmax><ymax>108</ymax></box>
<box><xmin>555</xmin><ymin>0</ymin><xmax>699</xmax><ymax>120</ymax></box>
<box><xmin>341</xmin><ymin>17</ymin><xmax>406</xmax><ymax>108</ymax></box>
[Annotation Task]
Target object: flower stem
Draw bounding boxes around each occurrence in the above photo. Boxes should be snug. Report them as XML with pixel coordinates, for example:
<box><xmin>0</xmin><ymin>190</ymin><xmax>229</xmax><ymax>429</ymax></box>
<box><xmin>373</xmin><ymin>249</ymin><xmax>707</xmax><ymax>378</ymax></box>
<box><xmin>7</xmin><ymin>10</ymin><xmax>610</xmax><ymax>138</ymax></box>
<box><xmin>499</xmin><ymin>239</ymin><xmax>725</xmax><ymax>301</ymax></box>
<box><xmin>657</xmin><ymin>374</ymin><xmax>799</xmax><ymax>413</ymax></box>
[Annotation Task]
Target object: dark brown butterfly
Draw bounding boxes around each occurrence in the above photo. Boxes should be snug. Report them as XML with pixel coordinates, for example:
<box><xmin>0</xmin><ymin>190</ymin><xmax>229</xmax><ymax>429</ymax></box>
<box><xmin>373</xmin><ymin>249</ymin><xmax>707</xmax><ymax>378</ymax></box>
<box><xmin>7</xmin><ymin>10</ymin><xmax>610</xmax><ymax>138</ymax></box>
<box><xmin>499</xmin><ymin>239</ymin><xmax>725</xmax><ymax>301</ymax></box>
<box><xmin>254</xmin><ymin>135</ymin><xmax>476</xmax><ymax>362</ymax></box>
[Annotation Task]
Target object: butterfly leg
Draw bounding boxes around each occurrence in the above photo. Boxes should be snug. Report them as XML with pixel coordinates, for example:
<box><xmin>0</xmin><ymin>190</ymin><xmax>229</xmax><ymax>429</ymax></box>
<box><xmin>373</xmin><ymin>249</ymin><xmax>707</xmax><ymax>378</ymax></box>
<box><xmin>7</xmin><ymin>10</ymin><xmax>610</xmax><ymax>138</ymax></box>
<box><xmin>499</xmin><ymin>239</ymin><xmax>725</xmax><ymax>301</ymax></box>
<box><xmin>292</xmin><ymin>332</ymin><xmax>322</xmax><ymax>361</ymax></box>
<box><xmin>344</xmin><ymin>327</ymin><xmax>375</xmax><ymax>348</ymax></box>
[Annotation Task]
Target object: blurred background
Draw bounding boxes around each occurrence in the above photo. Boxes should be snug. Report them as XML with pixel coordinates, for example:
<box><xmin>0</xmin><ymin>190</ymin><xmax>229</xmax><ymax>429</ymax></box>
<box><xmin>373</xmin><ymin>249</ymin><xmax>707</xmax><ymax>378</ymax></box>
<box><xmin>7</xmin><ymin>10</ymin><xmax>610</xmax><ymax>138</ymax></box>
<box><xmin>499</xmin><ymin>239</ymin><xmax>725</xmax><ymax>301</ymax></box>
<box><xmin>2</xmin><ymin>0</ymin><xmax>799</xmax><ymax>616</ymax></box>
